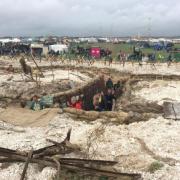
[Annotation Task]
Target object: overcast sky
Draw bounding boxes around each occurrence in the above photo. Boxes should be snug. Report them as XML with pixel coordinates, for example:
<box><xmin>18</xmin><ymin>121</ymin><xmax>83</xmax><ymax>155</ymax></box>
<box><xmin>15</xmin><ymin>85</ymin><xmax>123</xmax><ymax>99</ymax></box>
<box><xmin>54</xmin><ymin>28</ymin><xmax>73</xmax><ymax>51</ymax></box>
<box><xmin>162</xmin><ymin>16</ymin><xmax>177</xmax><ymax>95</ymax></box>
<box><xmin>0</xmin><ymin>0</ymin><xmax>179</xmax><ymax>37</ymax></box>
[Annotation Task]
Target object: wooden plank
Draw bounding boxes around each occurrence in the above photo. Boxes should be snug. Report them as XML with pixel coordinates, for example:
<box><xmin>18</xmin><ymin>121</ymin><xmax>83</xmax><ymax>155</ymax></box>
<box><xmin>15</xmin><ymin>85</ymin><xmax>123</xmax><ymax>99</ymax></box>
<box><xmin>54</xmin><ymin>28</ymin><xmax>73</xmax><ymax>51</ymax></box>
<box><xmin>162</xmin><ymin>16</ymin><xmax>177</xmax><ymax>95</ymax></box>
<box><xmin>20</xmin><ymin>150</ymin><xmax>33</xmax><ymax>180</ymax></box>
<box><xmin>0</xmin><ymin>147</ymin><xmax>141</xmax><ymax>180</ymax></box>
<box><xmin>172</xmin><ymin>103</ymin><xmax>180</xmax><ymax>120</ymax></box>
<box><xmin>163</xmin><ymin>102</ymin><xmax>176</xmax><ymax>119</ymax></box>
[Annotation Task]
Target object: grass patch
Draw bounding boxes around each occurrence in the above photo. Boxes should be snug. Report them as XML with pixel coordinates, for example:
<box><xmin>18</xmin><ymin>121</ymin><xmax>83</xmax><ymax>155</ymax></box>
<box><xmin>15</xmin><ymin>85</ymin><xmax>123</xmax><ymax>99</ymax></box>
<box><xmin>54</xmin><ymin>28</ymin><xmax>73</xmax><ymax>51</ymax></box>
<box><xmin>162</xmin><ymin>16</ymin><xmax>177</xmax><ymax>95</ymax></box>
<box><xmin>148</xmin><ymin>161</ymin><xmax>164</xmax><ymax>173</ymax></box>
<box><xmin>80</xmin><ymin>42</ymin><xmax>172</xmax><ymax>60</ymax></box>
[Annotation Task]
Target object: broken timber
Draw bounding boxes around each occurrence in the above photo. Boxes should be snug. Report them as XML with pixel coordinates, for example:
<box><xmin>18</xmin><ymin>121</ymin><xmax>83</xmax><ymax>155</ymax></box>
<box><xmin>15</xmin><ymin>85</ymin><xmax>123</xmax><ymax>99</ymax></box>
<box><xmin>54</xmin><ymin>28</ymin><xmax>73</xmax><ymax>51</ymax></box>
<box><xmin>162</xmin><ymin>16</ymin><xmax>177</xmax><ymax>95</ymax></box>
<box><xmin>163</xmin><ymin>101</ymin><xmax>180</xmax><ymax>120</ymax></box>
<box><xmin>0</xmin><ymin>129</ymin><xmax>141</xmax><ymax>180</ymax></box>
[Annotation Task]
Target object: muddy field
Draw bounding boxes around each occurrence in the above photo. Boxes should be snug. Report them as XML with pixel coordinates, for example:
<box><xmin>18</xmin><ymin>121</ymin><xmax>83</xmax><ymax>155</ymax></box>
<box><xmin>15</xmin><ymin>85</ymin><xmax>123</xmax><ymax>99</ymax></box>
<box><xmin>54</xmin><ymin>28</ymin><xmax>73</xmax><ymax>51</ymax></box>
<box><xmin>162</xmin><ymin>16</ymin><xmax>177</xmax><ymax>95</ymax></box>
<box><xmin>0</xmin><ymin>58</ymin><xmax>180</xmax><ymax>180</ymax></box>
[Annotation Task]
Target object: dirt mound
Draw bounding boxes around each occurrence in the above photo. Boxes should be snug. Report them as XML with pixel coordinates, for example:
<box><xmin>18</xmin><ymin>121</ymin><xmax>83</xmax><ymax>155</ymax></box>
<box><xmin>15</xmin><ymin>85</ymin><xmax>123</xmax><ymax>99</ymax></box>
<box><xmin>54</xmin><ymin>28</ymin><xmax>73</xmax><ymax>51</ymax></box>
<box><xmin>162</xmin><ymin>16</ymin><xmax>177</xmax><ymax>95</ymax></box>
<box><xmin>0</xmin><ymin>107</ymin><xmax>59</xmax><ymax>127</ymax></box>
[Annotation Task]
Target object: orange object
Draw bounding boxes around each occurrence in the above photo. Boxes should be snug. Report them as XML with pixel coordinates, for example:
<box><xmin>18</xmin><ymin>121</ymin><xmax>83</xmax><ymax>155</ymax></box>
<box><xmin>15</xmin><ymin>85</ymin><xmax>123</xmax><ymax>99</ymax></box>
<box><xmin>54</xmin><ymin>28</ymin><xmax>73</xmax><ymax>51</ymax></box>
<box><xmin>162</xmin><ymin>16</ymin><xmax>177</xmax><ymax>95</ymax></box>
<box><xmin>75</xmin><ymin>101</ymin><xmax>82</xmax><ymax>109</ymax></box>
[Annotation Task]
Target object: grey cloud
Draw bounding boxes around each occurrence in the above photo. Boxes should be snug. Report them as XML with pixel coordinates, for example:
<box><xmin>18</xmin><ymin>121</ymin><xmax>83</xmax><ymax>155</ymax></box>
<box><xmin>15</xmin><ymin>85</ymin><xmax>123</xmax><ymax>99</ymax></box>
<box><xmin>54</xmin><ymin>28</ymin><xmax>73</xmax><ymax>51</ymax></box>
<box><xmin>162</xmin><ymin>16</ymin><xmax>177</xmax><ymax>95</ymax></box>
<box><xmin>0</xmin><ymin>0</ymin><xmax>179</xmax><ymax>36</ymax></box>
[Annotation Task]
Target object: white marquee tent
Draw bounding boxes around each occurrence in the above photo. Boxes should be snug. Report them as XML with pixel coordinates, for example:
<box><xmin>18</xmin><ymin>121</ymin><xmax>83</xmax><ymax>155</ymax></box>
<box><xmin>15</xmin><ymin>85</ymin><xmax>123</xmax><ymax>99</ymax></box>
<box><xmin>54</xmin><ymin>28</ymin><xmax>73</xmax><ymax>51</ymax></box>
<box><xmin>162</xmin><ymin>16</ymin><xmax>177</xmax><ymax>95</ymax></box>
<box><xmin>49</xmin><ymin>44</ymin><xmax>68</xmax><ymax>53</ymax></box>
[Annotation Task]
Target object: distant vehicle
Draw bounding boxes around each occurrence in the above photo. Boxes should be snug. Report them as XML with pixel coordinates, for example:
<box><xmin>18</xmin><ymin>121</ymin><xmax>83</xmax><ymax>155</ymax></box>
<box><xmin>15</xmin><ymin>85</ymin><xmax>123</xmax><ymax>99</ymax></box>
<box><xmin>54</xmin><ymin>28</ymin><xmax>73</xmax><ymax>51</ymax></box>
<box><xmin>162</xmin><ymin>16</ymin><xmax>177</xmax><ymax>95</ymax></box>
<box><xmin>138</xmin><ymin>42</ymin><xmax>151</xmax><ymax>49</ymax></box>
<box><xmin>153</xmin><ymin>42</ymin><xmax>174</xmax><ymax>51</ymax></box>
<box><xmin>153</xmin><ymin>43</ymin><xmax>164</xmax><ymax>51</ymax></box>
<box><xmin>90</xmin><ymin>47</ymin><xmax>100</xmax><ymax>59</ymax></box>
<box><xmin>128</xmin><ymin>46</ymin><xmax>142</xmax><ymax>61</ymax></box>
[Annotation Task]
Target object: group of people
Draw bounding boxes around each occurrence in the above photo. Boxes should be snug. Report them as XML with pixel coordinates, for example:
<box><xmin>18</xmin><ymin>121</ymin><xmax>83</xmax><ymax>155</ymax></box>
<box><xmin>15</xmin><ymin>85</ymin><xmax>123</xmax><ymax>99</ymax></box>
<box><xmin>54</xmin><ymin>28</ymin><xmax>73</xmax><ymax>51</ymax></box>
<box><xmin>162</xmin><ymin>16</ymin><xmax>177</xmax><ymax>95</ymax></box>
<box><xmin>103</xmin><ymin>50</ymin><xmax>127</xmax><ymax>67</ymax></box>
<box><xmin>92</xmin><ymin>78</ymin><xmax>121</xmax><ymax>112</ymax></box>
<box><xmin>21</xmin><ymin>93</ymin><xmax>54</xmax><ymax>111</ymax></box>
<box><xmin>66</xmin><ymin>77</ymin><xmax>121</xmax><ymax>112</ymax></box>
<box><xmin>118</xmin><ymin>50</ymin><xmax>127</xmax><ymax>66</ymax></box>
<box><xmin>93</xmin><ymin>88</ymin><xmax>116</xmax><ymax>112</ymax></box>
<box><xmin>67</xmin><ymin>95</ymin><xmax>84</xmax><ymax>110</ymax></box>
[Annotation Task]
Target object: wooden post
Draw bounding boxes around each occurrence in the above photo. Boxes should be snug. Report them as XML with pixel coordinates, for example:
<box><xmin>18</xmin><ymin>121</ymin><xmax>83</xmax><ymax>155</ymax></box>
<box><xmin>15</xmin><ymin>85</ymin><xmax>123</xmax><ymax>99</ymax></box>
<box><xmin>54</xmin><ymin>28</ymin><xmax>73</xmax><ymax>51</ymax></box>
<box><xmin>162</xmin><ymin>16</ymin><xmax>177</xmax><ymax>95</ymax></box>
<box><xmin>20</xmin><ymin>150</ymin><xmax>33</xmax><ymax>180</ymax></box>
<box><xmin>31</xmin><ymin>53</ymin><xmax>44</xmax><ymax>78</ymax></box>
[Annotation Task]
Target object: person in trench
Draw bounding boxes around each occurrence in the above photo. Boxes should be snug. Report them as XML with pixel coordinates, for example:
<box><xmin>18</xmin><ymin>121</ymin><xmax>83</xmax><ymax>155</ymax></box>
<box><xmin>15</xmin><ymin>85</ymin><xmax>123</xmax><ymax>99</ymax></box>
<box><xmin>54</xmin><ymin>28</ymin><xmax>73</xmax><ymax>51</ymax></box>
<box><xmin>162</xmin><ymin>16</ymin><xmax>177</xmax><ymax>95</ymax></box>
<box><xmin>93</xmin><ymin>91</ymin><xmax>106</xmax><ymax>112</ymax></box>
<box><xmin>30</xmin><ymin>95</ymin><xmax>44</xmax><ymax>111</ymax></box>
<box><xmin>6</xmin><ymin>64</ymin><xmax>15</xmax><ymax>73</ymax></box>
<box><xmin>106</xmin><ymin>77</ymin><xmax>114</xmax><ymax>89</ymax></box>
<box><xmin>104</xmin><ymin>88</ymin><xmax>116</xmax><ymax>111</ymax></box>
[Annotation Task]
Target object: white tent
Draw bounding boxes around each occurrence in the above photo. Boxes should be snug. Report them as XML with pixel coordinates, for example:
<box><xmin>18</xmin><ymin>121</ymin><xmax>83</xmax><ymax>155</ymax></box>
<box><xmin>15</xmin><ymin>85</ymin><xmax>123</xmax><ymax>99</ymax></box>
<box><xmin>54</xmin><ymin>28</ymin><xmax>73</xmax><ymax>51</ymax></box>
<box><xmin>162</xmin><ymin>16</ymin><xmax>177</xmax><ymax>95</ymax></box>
<box><xmin>11</xmin><ymin>38</ymin><xmax>21</xmax><ymax>43</ymax></box>
<box><xmin>31</xmin><ymin>43</ymin><xmax>44</xmax><ymax>48</ymax></box>
<box><xmin>49</xmin><ymin>44</ymin><xmax>68</xmax><ymax>53</ymax></box>
<box><xmin>0</xmin><ymin>38</ymin><xmax>21</xmax><ymax>44</ymax></box>
<box><xmin>0</xmin><ymin>39</ymin><xmax>11</xmax><ymax>43</ymax></box>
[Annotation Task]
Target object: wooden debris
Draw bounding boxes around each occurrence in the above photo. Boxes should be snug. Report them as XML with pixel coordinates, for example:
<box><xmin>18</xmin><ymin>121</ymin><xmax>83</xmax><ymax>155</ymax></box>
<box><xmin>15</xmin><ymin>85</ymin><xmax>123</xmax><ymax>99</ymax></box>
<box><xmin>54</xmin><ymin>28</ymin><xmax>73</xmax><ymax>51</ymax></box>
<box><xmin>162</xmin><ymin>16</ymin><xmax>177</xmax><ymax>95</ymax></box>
<box><xmin>30</xmin><ymin>53</ymin><xmax>44</xmax><ymax>78</ymax></box>
<box><xmin>0</xmin><ymin>129</ymin><xmax>141</xmax><ymax>180</ymax></box>
<box><xmin>20</xmin><ymin>150</ymin><xmax>33</xmax><ymax>180</ymax></box>
<box><xmin>163</xmin><ymin>101</ymin><xmax>180</xmax><ymax>120</ymax></box>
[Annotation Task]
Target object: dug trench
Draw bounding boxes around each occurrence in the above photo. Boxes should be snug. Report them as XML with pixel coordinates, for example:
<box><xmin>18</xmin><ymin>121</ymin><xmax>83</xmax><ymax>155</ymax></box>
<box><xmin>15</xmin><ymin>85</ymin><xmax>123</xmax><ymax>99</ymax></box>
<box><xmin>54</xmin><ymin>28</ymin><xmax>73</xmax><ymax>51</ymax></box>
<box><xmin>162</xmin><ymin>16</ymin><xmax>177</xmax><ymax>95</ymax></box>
<box><xmin>0</xmin><ymin>65</ymin><xmax>165</xmax><ymax>126</ymax></box>
<box><xmin>50</xmin><ymin>65</ymin><xmax>176</xmax><ymax>125</ymax></box>
<box><xmin>60</xmin><ymin>75</ymin><xmax>164</xmax><ymax>125</ymax></box>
